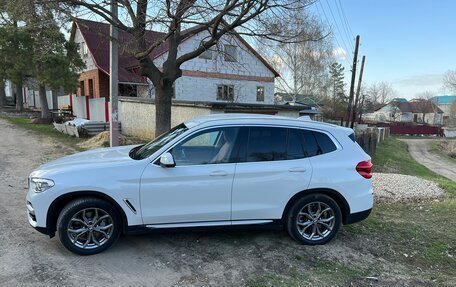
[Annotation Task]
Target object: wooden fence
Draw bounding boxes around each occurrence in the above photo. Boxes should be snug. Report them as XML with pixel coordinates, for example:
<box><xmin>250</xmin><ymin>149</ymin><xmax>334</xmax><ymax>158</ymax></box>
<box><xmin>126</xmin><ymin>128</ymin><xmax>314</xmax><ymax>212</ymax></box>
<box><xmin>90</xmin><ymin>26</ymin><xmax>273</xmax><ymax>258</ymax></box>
<box><xmin>355</xmin><ymin>127</ymin><xmax>390</xmax><ymax>156</ymax></box>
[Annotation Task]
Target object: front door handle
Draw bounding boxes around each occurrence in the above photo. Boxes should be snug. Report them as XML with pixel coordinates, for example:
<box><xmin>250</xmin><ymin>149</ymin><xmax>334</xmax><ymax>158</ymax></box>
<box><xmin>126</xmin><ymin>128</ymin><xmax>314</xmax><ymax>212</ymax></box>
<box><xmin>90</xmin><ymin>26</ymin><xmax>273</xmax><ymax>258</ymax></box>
<box><xmin>210</xmin><ymin>170</ymin><xmax>228</xmax><ymax>176</ymax></box>
<box><xmin>289</xmin><ymin>167</ymin><xmax>307</xmax><ymax>173</ymax></box>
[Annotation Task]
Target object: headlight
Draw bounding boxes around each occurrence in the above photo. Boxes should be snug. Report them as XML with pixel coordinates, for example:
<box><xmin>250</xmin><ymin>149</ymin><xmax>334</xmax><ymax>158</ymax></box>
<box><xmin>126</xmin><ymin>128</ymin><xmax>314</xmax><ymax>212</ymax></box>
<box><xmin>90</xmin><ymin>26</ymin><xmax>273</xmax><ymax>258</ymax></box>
<box><xmin>30</xmin><ymin>178</ymin><xmax>55</xmax><ymax>193</ymax></box>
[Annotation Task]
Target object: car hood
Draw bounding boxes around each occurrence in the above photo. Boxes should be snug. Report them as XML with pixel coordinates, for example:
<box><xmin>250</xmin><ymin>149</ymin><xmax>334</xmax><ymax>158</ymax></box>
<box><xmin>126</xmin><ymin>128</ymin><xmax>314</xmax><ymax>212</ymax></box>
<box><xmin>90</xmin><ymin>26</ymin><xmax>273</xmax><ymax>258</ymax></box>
<box><xmin>32</xmin><ymin>145</ymin><xmax>140</xmax><ymax>177</ymax></box>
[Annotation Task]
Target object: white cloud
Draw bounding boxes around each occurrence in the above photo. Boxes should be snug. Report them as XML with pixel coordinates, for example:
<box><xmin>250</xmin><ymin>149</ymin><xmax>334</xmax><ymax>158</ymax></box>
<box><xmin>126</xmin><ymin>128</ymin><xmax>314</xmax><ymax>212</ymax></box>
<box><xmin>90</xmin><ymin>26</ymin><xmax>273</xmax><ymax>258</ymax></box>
<box><xmin>332</xmin><ymin>47</ymin><xmax>347</xmax><ymax>61</ymax></box>
<box><xmin>394</xmin><ymin>74</ymin><xmax>444</xmax><ymax>86</ymax></box>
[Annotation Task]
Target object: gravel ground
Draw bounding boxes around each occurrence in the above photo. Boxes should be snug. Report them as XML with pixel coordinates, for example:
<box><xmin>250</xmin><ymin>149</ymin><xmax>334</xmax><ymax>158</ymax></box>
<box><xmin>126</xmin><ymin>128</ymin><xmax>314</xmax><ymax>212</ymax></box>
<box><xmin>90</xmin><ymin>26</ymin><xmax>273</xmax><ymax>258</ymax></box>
<box><xmin>372</xmin><ymin>173</ymin><xmax>444</xmax><ymax>203</ymax></box>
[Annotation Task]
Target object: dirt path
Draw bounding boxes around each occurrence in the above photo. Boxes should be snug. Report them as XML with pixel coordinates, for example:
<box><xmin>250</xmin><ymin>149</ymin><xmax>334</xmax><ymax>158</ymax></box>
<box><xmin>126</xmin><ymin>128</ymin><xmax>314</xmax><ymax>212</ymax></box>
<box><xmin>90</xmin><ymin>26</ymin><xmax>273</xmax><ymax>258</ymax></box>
<box><xmin>0</xmin><ymin>118</ymin><xmax>445</xmax><ymax>287</ymax></box>
<box><xmin>400</xmin><ymin>139</ymin><xmax>456</xmax><ymax>181</ymax></box>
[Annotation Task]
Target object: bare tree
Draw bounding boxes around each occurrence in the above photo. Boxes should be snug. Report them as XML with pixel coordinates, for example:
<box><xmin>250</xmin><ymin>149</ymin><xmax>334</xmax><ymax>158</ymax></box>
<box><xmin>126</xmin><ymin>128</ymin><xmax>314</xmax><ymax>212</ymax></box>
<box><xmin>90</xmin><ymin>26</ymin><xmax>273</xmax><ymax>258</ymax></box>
<box><xmin>443</xmin><ymin>70</ymin><xmax>456</xmax><ymax>92</ymax></box>
<box><xmin>260</xmin><ymin>7</ymin><xmax>331</xmax><ymax>102</ymax></box>
<box><xmin>367</xmin><ymin>81</ymin><xmax>396</xmax><ymax>110</ymax></box>
<box><xmin>51</xmin><ymin>0</ymin><xmax>315</xmax><ymax>135</ymax></box>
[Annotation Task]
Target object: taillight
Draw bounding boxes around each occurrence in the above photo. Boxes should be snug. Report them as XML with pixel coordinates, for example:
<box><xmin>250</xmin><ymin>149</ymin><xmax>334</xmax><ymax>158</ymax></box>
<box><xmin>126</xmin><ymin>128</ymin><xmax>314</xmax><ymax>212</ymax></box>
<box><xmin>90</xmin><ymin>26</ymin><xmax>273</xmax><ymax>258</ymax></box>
<box><xmin>356</xmin><ymin>160</ymin><xmax>373</xmax><ymax>179</ymax></box>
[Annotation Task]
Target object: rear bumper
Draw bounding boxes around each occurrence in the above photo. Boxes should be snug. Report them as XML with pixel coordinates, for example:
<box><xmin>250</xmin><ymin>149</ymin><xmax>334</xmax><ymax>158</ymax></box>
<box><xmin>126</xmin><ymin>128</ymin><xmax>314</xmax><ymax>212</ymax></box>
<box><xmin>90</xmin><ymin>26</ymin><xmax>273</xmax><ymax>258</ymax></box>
<box><xmin>344</xmin><ymin>208</ymin><xmax>371</xmax><ymax>224</ymax></box>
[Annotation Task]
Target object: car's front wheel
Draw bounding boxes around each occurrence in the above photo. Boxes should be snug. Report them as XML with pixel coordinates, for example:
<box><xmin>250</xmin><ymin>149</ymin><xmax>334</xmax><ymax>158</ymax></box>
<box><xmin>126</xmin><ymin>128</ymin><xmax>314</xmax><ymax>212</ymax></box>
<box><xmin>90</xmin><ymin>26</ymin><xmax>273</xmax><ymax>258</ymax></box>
<box><xmin>57</xmin><ymin>197</ymin><xmax>121</xmax><ymax>255</ymax></box>
<box><xmin>286</xmin><ymin>194</ymin><xmax>341</xmax><ymax>245</ymax></box>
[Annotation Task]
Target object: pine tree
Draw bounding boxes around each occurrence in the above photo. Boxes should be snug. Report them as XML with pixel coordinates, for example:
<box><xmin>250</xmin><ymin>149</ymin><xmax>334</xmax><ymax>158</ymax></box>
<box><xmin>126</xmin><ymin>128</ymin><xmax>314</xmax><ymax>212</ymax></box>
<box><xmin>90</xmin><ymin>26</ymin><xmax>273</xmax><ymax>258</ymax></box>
<box><xmin>329</xmin><ymin>62</ymin><xmax>345</xmax><ymax>101</ymax></box>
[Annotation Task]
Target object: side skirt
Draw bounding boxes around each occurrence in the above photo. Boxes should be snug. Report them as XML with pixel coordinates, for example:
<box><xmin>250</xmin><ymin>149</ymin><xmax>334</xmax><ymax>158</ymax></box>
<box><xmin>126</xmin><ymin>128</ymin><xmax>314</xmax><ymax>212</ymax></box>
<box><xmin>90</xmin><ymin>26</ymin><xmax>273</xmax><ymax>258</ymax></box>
<box><xmin>125</xmin><ymin>220</ymin><xmax>282</xmax><ymax>235</ymax></box>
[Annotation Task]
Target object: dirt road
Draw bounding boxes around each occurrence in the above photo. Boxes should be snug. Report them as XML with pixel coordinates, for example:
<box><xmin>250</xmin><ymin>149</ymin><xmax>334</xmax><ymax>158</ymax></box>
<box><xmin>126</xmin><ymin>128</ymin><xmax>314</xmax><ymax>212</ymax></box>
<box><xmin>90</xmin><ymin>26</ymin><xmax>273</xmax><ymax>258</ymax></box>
<box><xmin>0</xmin><ymin>118</ymin><xmax>445</xmax><ymax>286</ymax></box>
<box><xmin>400</xmin><ymin>139</ymin><xmax>456</xmax><ymax>181</ymax></box>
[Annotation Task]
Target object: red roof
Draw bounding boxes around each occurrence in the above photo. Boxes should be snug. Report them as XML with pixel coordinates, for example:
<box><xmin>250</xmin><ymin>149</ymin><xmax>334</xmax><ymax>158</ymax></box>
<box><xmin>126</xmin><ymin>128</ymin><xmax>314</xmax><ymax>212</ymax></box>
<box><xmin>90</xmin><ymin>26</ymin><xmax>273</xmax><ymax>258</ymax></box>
<box><xmin>73</xmin><ymin>18</ymin><xmax>167</xmax><ymax>83</ymax></box>
<box><xmin>71</xmin><ymin>18</ymin><xmax>279</xmax><ymax>83</ymax></box>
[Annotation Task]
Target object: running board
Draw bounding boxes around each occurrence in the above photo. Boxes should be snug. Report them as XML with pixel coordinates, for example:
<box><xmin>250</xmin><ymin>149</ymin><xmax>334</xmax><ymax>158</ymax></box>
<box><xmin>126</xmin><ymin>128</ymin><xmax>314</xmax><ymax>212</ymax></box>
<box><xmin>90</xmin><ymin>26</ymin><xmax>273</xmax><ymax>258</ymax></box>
<box><xmin>145</xmin><ymin>220</ymin><xmax>273</xmax><ymax>229</ymax></box>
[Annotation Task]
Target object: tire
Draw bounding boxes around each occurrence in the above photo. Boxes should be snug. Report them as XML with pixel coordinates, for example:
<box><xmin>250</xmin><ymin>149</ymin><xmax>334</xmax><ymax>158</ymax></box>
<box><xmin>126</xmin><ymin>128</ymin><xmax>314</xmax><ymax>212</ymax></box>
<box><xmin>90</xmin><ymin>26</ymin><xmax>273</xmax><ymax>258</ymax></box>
<box><xmin>57</xmin><ymin>197</ymin><xmax>121</xmax><ymax>255</ymax></box>
<box><xmin>286</xmin><ymin>194</ymin><xmax>341</xmax><ymax>245</ymax></box>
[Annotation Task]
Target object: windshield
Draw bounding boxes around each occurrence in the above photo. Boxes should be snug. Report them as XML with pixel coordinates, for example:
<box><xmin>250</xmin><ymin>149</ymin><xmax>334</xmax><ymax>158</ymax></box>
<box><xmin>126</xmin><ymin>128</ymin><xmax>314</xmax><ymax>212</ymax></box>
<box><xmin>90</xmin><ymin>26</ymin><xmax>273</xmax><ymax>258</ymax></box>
<box><xmin>130</xmin><ymin>124</ymin><xmax>188</xmax><ymax>160</ymax></box>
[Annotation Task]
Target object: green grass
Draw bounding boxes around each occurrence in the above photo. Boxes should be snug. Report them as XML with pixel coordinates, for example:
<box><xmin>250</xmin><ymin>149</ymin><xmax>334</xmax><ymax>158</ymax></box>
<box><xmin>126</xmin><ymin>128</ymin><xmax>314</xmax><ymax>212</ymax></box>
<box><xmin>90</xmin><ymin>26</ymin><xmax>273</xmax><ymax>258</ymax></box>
<box><xmin>0</xmin><ymin>116</ymin><xmax>84</xmax><ymax>151</ymax></box>
<box><xmin>429</xmin><ymin>141</ymin><xmax>456</xmax><ymax>164</ymax></box>
<box><xmin>252</xmin><ymin>137</ymin><xmax>456</xmax><ymax>286</ymax></box>
<box><xmin>372</xmin><ymin>137</ymin><xmax>456</xmax><ymax>196</ymax></box>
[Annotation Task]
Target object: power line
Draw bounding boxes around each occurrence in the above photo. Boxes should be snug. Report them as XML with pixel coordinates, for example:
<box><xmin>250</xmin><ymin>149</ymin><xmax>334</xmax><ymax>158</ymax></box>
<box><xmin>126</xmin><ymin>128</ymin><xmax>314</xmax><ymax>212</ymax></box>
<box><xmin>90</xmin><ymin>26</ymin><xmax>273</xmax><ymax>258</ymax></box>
<box><xmin>334</xmin><ymin>0</ymin><xmax>355</xmax><ymax>49</ymax></box>
<box><xmin>323</xmin><ymin>0</ymin><xmax>353</xmax><ymax>55</ymax></box>
<box><xmin>315</xmin><ymin>1</ymin><xmax>352</xmax><ymax>68</ymax></box>
<box><xmin>337</xmin><ymin>0</ymin><xmax>355</xmax><ymax>39</ymax></box>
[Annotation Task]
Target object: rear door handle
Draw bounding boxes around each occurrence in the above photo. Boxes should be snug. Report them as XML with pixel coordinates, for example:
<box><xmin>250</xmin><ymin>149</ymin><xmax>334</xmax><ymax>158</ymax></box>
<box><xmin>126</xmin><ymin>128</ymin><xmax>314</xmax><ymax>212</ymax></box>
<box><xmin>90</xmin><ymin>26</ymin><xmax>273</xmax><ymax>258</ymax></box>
<box><xmin>289</xmin><ymin>167</ymin><xmax>307</xmax><ymax>173</ymax></box>
<box><xmin>210</xmin><ymin>170</ymin><xmax>228</xmax><ymax>176</ymax></box>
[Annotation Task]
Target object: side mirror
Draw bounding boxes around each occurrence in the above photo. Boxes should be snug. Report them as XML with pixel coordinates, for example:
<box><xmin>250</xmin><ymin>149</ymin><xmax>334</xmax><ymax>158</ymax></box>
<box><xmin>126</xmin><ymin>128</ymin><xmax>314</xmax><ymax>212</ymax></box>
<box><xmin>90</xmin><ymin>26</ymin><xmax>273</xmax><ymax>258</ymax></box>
<box><xmin>159</xmin><ymin>152</ymin><xmax>176</xmax><ymax>168</ymax></box>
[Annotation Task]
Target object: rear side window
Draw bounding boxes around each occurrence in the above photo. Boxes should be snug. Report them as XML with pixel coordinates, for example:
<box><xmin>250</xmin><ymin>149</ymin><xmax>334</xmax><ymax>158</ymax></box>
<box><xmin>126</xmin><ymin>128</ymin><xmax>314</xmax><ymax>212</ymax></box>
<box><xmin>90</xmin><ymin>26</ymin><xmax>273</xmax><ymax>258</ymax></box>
<box><xmin>301</xmin><ymin>130</ymin><xmax>337</xmax><ymax>157</ymax></box>
<box><xmin>287</xmin><ymin>129</ymin><xmax>306</xmax><ymax>160</ymax></box>
<box><xmin>349</xmin><ymin>132</ymin><xmax>355</xmax><ymax>142</ymax></box>
<box><xmin>313</xmin><ymin>131</ymin><xmax>337</xmax><ymax>154</ymax></box>
<box><xmin>301</xmin><ymin>130</ymin><xmax>320</xmax><ymax>157</ymax></box>
<box><xmin>246</xmin><ymin>127</ymin><xmax>287</xmax><ymax>162</ymax></box>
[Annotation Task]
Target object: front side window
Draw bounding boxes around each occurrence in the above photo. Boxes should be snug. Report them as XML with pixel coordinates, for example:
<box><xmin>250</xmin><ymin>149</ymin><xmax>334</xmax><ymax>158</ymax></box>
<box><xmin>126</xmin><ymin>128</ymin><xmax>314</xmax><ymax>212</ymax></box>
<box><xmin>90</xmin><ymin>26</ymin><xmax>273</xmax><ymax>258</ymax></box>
<box><xmin>217</xmin><ymin>85</ymin><xmax>234</xmax><ymax>101</ymax></box>
<box><xmin>170</xmin><ymin>127</ymin><xmax>240</xmax><ymax>166</ymax></box>
<box><xmin>245</xmin><ymin>127</ymin><xmax>287</xmax><ymax>162</ymax></box>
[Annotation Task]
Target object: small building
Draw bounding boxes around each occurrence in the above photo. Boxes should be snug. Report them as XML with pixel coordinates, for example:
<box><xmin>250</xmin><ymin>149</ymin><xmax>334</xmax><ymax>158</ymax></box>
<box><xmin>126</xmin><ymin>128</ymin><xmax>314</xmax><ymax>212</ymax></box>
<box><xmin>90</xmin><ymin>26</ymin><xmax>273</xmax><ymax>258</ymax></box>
<box><xmin>365</xmin><ymin>98</ymin><xmax>444</xmax><ymax>125</ymax></box>
<box><xmin>431</xmin><ymin>95</ymin><xmax>456</xmax><ymax>125</ymax></box>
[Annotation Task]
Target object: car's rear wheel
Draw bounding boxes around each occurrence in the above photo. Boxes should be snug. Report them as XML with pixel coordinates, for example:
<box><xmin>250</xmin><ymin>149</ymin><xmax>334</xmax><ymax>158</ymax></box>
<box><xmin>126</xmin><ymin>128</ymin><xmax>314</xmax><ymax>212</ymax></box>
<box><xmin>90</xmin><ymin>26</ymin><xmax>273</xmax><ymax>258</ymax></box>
<box><xmin>57</xmin><ymin>197</ymin><xmax>121</xmax><ymax>255</ymax></box>
<box><xmin>286</xmin><ymin>194</ymin><xmax>341</xmax><ymax>245</ymax></box>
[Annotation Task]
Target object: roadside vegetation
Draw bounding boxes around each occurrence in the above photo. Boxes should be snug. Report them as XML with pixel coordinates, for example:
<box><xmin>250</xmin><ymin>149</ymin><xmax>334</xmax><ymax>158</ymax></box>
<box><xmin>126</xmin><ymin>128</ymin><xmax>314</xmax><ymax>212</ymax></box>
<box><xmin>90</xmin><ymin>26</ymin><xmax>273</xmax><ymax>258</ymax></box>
<box><xmin>429</xmin><ymin>140</ymin><xmax>456</xmax><ymax>164</ymax></box>
<box><xmin>373</xmin><ymin>137</ymin><xmax>456</xmax><ymax>195</ymax></box>
<box><xmin>0</xmin><ymin>115</ymin><xmax>84</xmax><ymax>151</ymax></box>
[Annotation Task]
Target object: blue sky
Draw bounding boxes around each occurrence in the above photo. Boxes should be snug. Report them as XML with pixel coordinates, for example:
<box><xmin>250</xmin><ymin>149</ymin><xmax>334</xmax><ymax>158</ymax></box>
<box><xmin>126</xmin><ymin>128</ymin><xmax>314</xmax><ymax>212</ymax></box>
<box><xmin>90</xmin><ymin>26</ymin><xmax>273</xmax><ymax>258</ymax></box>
<box><xmin>313</xmin><ymin>0</ymin><xmax>456</xmax><ymax>98</ymax></box>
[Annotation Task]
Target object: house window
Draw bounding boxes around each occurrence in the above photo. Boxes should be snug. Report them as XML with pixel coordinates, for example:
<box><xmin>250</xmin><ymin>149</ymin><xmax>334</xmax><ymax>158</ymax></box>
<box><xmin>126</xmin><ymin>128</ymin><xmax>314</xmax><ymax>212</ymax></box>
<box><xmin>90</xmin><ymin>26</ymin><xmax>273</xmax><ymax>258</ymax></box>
<box><xmin>217</xmin><ymin>85</ymin><xmax>234</xmax><ymax>101</ymax></box>
<box><xmin>224</xmin><ymin>45</ymin><xmax>237</xmax><ymax>62</ymax></box>
<box><xmin>80</xmin><ymin>81</ymin><xmax>85</xmax><ymax>96</ymax></box>
<box><xmin>81</xmin><ymin>42</ymin><xmax>88</xmax><ymax>56</ymax></box>
<box><xmin>256</xmin><ymin>86</ymin><xmax>264</xmax><ymax>102</ymax></box>
<box><xmin>88</xmin><ymin>79</ymin><xmax>94</xmax><ymax>97</ymax></box>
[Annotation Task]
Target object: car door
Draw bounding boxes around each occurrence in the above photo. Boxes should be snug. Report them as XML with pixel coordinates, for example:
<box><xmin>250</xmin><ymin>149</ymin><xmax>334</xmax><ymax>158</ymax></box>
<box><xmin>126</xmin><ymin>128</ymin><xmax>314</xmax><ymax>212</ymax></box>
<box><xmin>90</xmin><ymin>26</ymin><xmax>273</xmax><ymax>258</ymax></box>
<box><xmin>140</xmin><ymin>127</ymin><xmax>240</xmax><ymax>225</ymax></box>
<box><xmin>231</xmin><ymin>126</ymin><xmax>313</xmax><ymax>220</ymax></box>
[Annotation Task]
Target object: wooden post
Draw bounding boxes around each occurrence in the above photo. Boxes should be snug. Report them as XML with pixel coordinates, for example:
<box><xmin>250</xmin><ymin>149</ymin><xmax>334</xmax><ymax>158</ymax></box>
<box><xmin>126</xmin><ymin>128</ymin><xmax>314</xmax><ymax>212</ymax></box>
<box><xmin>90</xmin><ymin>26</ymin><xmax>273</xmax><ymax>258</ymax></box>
<box><xmin>345</xmin><ymin>35</ymin><xmax>360</xmax><ymax>127</ymax></box>
<box><xmin>350</xmin><ymin>55</ymin><xmax>366</xmax><ymax>129</ymax></box>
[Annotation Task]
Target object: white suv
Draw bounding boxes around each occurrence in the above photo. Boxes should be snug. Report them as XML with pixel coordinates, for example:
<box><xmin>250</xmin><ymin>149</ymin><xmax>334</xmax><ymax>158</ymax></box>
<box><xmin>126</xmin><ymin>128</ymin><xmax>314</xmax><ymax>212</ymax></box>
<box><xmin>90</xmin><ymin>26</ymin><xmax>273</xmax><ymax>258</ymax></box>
<box><xmin>27</xmin><ymin>114</ymin><xmax>373</xmax><ymax>255</ymax></box>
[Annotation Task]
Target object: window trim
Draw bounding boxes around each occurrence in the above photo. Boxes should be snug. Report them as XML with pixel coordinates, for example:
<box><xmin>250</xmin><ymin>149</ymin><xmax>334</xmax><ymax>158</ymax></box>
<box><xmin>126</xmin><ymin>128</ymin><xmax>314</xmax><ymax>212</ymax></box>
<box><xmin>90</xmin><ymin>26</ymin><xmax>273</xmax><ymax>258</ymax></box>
<box><xmin>153</xmin><ymin>124</ymin><xmax>341</xmax><ymax>166</ymax></box>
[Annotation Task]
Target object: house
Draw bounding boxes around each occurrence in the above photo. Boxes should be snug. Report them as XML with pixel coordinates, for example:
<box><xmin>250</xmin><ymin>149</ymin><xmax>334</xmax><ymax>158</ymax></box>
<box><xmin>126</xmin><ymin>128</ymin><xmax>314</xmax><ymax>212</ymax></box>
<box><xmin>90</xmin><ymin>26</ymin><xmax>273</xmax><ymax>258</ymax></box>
<box><xmin>431</xmin><ymin>95</ymin><xmax>456</xmax><ymax>125</ymax></box>
<box><xmin>365</xmin><ymin>98</ymin><xmax>444</xmax><ymax>125</ymax></box>
<box><xmin>70</xmin><ymin>19</ymin><xmax>278</xmax><ymax>106</ymax></box>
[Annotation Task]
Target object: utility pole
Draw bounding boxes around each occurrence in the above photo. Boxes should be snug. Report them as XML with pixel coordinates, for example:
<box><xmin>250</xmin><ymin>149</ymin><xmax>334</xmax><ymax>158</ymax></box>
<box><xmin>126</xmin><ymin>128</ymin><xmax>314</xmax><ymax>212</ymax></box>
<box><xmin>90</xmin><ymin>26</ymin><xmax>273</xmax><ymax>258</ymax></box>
<box><xmin>350</xmin><ymin>55</ymin><xmax>366</xmax><ymax>129</ymax></box>
<box><xmin>345</xmin><ymin>35</ymin><xmax>360</xmax><ymax>127</ymax></box>
<box><xmin>109</xmin><ymin>0</ymin><xmax>119</xmax><ymax>147</ymax></box>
